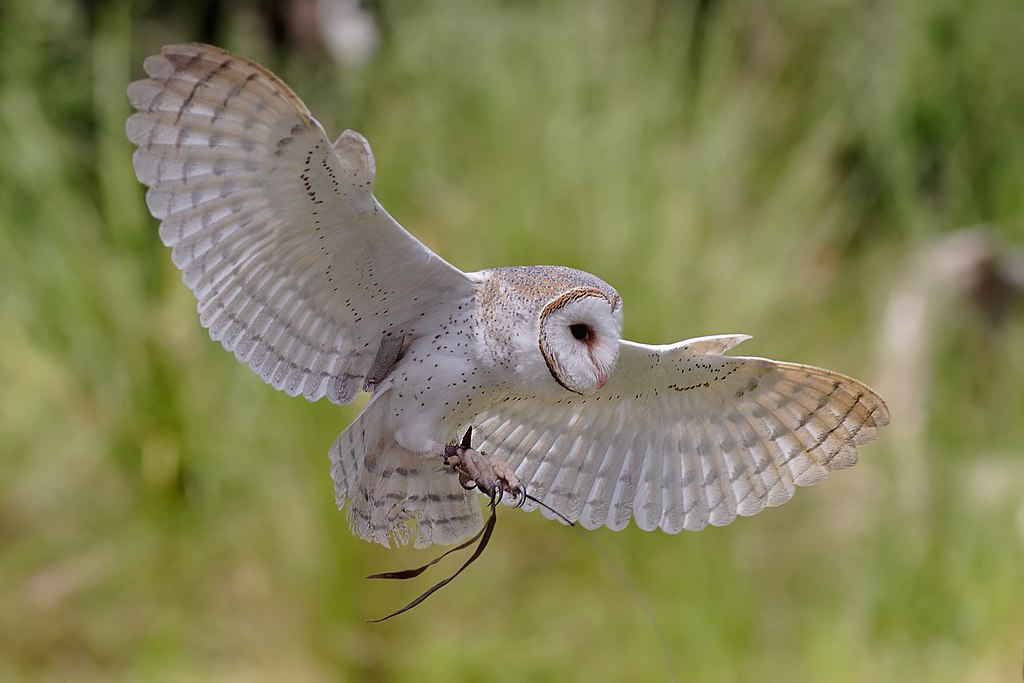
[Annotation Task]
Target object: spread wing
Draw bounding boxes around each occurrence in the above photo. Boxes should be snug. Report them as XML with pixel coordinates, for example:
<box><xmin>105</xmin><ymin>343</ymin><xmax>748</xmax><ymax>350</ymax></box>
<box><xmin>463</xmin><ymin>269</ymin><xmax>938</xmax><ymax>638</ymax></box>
<box><xmin>473</xmin><ymin>335</ymin><xmax>890</xmax><ymax>532</ymax></box>
<box><xmin>126</xmin><ymin>43</ymin><xmax>475</xmax><ymax>403</ymax></box>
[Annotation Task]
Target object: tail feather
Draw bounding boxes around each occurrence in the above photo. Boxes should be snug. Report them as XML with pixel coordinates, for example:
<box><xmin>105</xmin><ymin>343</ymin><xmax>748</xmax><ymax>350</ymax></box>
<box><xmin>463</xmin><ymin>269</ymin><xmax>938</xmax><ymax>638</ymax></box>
<box><xmin>329</xmin><ymin>415</ymin><xmax>483</xmax><ymax>549</ymax></box>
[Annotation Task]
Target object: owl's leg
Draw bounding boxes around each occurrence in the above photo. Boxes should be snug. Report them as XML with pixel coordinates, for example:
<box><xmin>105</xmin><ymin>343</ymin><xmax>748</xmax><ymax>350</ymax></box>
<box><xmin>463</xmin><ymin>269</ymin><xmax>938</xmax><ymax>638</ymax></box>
<box><xmin>442</xmin><ymin>427</ymin><xmax>523</xmax><ymax>504</ymax></box>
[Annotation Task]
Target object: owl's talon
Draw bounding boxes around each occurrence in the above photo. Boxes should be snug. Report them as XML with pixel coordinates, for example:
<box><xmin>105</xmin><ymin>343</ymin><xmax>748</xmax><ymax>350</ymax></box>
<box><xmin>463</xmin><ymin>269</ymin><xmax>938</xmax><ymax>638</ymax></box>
<box><xmin>514</xmin><ymin>486</ymin><xmax>528</xmax><ymax>508</ymax></box>
<box><xmin>444</xmin><ymin>428</ymin><xmax>523</xmax><ymax>501</ymax></box>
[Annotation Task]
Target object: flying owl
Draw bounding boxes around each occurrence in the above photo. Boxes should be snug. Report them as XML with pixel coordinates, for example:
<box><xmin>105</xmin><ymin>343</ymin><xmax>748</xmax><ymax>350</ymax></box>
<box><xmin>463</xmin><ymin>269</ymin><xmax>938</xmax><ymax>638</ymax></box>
<box><xmin>127</xmin><ymin>43</ymin><xmax>890</xmax><ymax>552</ymax></box>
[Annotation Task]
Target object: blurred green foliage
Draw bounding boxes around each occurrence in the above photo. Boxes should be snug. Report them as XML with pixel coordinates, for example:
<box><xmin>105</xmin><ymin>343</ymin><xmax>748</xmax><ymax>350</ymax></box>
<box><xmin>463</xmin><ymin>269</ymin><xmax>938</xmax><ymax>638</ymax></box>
<box><xmin>2</xmin><ymin>0</ymin><xmax>1023</xmax><ymax>680</ymax></box>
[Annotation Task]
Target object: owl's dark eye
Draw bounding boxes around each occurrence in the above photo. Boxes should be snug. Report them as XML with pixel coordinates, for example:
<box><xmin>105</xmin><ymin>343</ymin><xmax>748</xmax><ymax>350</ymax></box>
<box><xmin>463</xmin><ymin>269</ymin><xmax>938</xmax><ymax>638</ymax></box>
<box><xmin>569</xmin><ymin>323</ymin><xmax>592</xmax><ymax>341</ymax></box>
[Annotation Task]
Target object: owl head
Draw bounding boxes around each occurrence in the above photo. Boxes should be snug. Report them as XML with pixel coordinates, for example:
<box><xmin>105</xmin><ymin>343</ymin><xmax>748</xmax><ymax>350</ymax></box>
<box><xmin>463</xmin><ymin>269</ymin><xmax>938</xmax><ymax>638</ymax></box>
<box><xmin>482</xmin><ymin>266</ymin><xmax>622</xmax><ymax>396</ymax></box>
<box><xmin>538</xmin><ymin>285</ymin><xmax>623</xmax><ymax>394</ymax></box>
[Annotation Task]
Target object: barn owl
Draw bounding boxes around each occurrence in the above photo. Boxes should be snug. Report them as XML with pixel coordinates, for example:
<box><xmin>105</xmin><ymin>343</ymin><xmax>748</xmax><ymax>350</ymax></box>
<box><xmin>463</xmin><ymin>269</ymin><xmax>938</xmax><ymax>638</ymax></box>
<box><xmin>127</xmin><ymin>43</ymin><xmax>889</xmax><ymax>552</ymax></box>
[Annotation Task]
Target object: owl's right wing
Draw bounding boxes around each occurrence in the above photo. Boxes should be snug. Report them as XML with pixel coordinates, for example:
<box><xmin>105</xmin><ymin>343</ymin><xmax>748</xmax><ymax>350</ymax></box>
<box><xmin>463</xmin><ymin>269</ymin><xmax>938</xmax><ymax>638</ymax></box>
<box><xmin>472</xmin><ymin>335</ymin><xmax>889</xmax><ymax>532</ymax></box>
<box><xmin>127</xmin><ymin>43</ymin><xmax>475</xmax><ymax>404</ymax></box>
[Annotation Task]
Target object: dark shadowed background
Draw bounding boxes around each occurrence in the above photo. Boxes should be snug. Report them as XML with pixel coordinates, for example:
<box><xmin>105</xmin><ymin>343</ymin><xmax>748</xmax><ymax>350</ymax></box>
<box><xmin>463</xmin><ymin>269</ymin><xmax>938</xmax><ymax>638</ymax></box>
<box><xmin>2</xmin><ymin>0</ymin><xmax>1023</xmax><ymax>680</ymax></box>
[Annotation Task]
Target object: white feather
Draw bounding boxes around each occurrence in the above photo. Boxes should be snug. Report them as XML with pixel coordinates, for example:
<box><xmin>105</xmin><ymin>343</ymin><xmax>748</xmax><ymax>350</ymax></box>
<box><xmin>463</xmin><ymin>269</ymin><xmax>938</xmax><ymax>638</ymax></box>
<box><xmin>127</xmin><ymin>43</ymin><xmax>475</xmax><ymax>406</ymax></box>
<box><xmin>474</xmin><ymin>336</ymin><xmax>890</xmax><ymax>533</ymax></box>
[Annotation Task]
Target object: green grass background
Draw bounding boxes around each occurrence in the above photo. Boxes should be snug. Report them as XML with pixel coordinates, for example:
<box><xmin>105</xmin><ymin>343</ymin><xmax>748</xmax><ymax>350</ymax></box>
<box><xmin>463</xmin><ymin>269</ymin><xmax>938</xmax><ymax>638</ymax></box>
<box><xmin>2</xmin><ymin>0</ymin><xmax>1023</xmax><ymax>680</ymax></box>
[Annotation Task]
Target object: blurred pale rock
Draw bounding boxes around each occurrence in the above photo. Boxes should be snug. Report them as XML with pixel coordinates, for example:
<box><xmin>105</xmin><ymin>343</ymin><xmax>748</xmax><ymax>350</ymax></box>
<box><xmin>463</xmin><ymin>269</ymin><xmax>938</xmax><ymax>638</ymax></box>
<box><xmin>877</xmin><ymin>228</ymin><xmax>1023</xmax><ymax>525</ymax></box>
<box><xmin>318</xmin><ymin>0</ymin><xmax>379</xmax><ymax>66</ymax></box>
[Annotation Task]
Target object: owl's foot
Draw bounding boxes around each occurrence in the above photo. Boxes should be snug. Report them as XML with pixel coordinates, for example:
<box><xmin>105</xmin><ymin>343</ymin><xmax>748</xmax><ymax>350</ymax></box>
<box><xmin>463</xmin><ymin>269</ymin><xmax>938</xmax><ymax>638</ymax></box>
<box><xmin>444</xmin><ymin>427</ymin><xmax>523</xmax><ymax>505</ymax></box>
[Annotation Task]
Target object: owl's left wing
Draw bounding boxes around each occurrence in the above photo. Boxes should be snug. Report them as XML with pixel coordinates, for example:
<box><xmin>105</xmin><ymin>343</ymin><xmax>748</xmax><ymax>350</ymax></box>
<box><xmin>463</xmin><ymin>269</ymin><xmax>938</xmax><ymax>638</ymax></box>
<box><xmin>472</xmin><ymin>335</ymin><xmax>889</xmax><ymax>532</ymax></box>
<box><xmin>126</xmin><ymin>43</ymin><xmax>475</xmax><ymax>405</ymax></box>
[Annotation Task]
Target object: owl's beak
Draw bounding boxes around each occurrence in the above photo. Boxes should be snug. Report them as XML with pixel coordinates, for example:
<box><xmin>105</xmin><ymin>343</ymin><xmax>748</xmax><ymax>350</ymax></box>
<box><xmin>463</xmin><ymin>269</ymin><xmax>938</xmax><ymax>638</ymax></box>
<box><xmin>587</xmin><ymin>348</ymin><xmax>610</xmax><ymax>391</ymax></box>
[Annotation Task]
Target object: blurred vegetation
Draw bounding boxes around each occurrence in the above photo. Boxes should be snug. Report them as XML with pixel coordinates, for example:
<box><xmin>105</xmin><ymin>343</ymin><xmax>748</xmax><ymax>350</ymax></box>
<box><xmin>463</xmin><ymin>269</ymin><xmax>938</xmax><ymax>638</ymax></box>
<box><xmin>2</xmin><ymin>0</ymin><xmax>1023</xmax><ymax>680</ymax></box>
